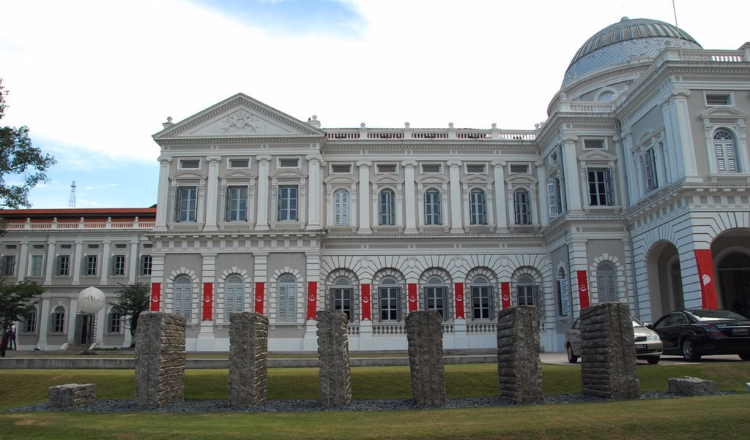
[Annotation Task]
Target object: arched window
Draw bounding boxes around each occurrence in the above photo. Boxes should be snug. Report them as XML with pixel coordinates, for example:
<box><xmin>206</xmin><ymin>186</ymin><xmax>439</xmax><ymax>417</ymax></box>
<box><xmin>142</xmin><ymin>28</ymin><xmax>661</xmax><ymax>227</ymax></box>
<box><xmin>108</xmin><ymin>308</ymin><xmax>123</xmax><ymax>333</ymax></box>
<box><xmin>514</xmin><ymin>189</ymin><xmax>531</xmax><ymax>225</ymax></box>
<box><xmin>424</xmin><ymin>276</ymin><xmax>447</xmax><ymax>320</ymax></box>
<box><xmin>333</xmin><ymin>189</ymin><xmax>349</xmax><ymax>226</ymax></box>
<box><xmin>24</xmin><ymin>309</ymin><xmax>37</xmax><ymax>333</ymax></box>
<box><xmin>331</xmin><ymin>277</ymin><xmax>353</xmax><ymax>321</ymax></box>
<box><xmin>424</xmin><ymin>189</ymin><xmax>442</xmax><ymax>225</ymax></box>
<box><xmin>225</xmin><ymin>275</ymin><xmax>245</xmax><ymax>319</ymax></box>
<box><xmin>471</xmin><ymin>275</ymin><xmax>494</xmax><ymax>319</ymax></box>
<box><xmin>277</xmin><ymin>274</ymin><xmax>297</xmax><ymax>322</ymax></box>
<box><xmin>174</xmin><ymin>276</ymin><xmax>193</xmax><ymax>320</ymax></box>
<box><xmin>516</xmin><ymin>274</ymin><xmax>538</xmax><ymax>307</ymax></box>
<box><xmin>378</xmin><ymin>276</ymin><xmax>401</xmax><ymax>321</ymax></box>
<box><xmin>714</xmin><ymin>129</ymin><xmax>739</xmax><ymax>173</ymax></box>
<box><xmin>597</xmin><ymin>262</ymin><xmax>618</xmax><ymax>302</ymax></box>
<box><xmin>52</xmin><ymin>306</ymin><xmax>65</xmax><ymax>333</ymax></box>
<box><xmin>470</xmin><ymin>189</ymin><xmax>487</xmax><ymax>225</ymax></box>
<box><xmin>379</xmin><ymin>189</ymin><xmax>395</xmax><ymax>225</ymax></box>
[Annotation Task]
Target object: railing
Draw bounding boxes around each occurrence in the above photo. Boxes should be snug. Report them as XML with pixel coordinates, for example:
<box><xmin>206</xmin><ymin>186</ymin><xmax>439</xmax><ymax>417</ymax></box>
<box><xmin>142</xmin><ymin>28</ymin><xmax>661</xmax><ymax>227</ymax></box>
<box><xmin>4</xmin><ymin>217</ymin><xmax>155</xmax><ymax>231</ymax></box>
<box><xmin>347</xmin><ymin>325</ymin><xmax>360</xmax><ymax>336</ymax></box>
<box><xmin>371</xmin><ymin>323</ymin><xmax>454</xmax><ymax>335</ymax></box>
<box><xmin>467</xmin><ymin>323</ymin><xmax>498</xmax><ymax>333</ymax></box>
<box><xmin>679</xmin><ymin>49</ymin><xmax>747</xmax><ymax>63</ymax></box>
<box><xmin>326</xmin><ymin>127</ymin><xmax>536</xmax><ymax>141</ymax></box>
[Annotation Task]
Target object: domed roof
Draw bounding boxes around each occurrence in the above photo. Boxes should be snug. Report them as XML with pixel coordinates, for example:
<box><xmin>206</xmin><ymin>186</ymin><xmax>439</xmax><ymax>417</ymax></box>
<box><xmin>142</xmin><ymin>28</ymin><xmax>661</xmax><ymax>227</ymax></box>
<box><xmin>562</xmin><ymin>17</ymin><xmax>702</xmax><ymax>87</ymax></box>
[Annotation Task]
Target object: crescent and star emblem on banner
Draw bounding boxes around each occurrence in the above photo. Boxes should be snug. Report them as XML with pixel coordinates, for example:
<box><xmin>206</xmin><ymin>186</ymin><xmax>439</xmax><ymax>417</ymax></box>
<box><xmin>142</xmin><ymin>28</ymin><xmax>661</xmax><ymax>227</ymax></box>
<box><xmin>152</xmin><ymin>296</ymin><xmax>159</xmax><ymax>302</ymax></box>
<box><xmin>204</xmin><ymin>295</ymin><xmax>211</xmax><ymax>303</ymax></box>
<box><xmin>363</xmin><ymin>297</ymin><xmax>370</xmax><ymax>303</ymax></box>
<box><xmin>579</xmin><ymin>284</ymin><xmax>587</xmax><ymax>292</ymax></box>
<box><xmin>502</xmin><ymin>295</ymin><xmax>509</xmax><ymax>301</ymax></box>
<box><xmin>308</xmin><ymin>294</ymin><xmax>316</xmax><ymax>302</ymax></box>
<box><xmin>256</xmin><ymin>295</ymin><xmax>263</xmax><ymax>302</ymax></box>
<box><xmin>456</xmin><ymin>295</ymin><xmax>463</xmax><ymax>301</ymax></box>
<box><xmin>409</xmin><ymin>295</ymin><xmax>416</xmax><ymax>302</ymax></box>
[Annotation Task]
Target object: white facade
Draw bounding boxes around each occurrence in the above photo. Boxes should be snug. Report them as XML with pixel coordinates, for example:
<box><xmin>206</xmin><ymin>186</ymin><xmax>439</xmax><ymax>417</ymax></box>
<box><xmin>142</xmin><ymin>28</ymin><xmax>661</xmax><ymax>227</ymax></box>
<box><xmin>3</xmin><ymin>17</ymin><xmax>750</xmax><ymax>352</ymax></box>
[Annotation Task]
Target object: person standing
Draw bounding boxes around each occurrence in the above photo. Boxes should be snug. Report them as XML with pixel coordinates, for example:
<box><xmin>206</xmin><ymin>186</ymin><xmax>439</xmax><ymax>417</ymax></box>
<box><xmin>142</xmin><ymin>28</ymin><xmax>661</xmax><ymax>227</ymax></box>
<box><xmin>9</xmin><ymin>324</ymin><xmax>16</xmax><ymax>350</ymax></box>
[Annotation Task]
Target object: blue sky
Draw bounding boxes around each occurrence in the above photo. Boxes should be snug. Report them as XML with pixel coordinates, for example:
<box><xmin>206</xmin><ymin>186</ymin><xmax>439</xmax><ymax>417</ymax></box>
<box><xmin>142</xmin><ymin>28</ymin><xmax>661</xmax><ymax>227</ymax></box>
<box><xmin>1</xmin><ymin>0</ymin><xmax>749</xmax><ymax>210</ymax></box>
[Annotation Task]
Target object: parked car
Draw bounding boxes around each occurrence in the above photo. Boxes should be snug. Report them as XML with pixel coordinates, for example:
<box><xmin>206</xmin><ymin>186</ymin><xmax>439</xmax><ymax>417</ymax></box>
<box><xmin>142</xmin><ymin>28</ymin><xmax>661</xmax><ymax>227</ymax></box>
<box><xmin>649</xmin><ymin>309</ymin><xmax>750</xmax><ymax>361</ymax></box>
<box><xmin>564</xmin><ymin>317</ymin><xmax>663</xmax><ymax>364</ymax></box>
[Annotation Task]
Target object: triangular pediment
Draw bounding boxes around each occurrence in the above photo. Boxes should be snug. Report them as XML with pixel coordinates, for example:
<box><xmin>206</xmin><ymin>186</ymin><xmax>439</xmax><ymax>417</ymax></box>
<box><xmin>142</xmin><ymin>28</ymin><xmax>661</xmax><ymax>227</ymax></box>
<box><xmin>371</xmin><ymin>174</ymin><xmax>404</xmax><ymax>185</ymax></box>
<box><xmin>153</xmin><ymin>93</ymin><xmax>325</xmax><ymax>140</ymax></box>
<box><xmin>699</xmin><ymin>106</ymin><xmax>749</xmax><ymax>120</ymax></box>
<box><xmin>579</xmin><ymin>149</ymin><xmax>617</xmax><ymax>162</ymax></box>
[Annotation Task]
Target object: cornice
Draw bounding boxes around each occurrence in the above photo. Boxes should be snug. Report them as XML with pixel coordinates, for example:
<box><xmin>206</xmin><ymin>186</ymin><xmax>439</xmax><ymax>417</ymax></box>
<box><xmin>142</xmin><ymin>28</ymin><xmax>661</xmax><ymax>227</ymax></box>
<box><xmin>156</xmin><ymin>136</ymin><xmax>324</xmax><ymax>146</ymax></box>
<box><xmin>322</xmin><ymin>142</ymin><xmax>538</xmax><ymax>151</ymax></box>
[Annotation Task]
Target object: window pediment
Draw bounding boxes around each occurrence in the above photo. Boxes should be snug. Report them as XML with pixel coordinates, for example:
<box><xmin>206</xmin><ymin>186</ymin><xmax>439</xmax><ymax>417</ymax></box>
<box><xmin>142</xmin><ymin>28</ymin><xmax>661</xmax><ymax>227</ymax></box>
<box><xmin>415</xmin><ymin>173</ymin><xmax>448</xmax><ymax>184</ymax></box>
<box><xmin>270</xmin><ymin>168</ymin><xmax>308</xmax><ymax>179</ymax></box>
<box><xmin>172</xmin><ymin>170</ymin><xmax>206</xmax><ymax>180</ymax></box>
<box><xmin>461</xmin><ymin>174</ymin><xmax>494</xmax><ymax>186</ymax></box>
<box><xmin>371</xmin><ymin>174</ymin><xmax>404</xmax><ymax>185</ymax></box>
<box><xmin>220</xmin><ymin>169</ymin><xmax>257</xmax><ymax>181</ymax></box>
<box><xmin>505</xmin><ymin>174</ymin><xmax>538</xmax><ymax>186</ymax></box>
<box><xmin>699</xmin><ymin>106</ymin><xmax>749</xmax><ymax>121</ymax></box>
<box><xmin>324</xmin><ymin>174</ymin><xmax>358</xmax><ymax>185</ymax></box>
<box><xmin>579</xmin><ymin>150</ymin><xmax>617</xmax><ymax>162</ymax></box>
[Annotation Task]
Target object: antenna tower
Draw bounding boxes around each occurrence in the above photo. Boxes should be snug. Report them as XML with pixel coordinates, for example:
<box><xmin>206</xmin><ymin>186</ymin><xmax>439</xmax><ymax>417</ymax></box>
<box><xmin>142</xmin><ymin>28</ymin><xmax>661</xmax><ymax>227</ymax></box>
<box><xmin>68</xmin><ymin>181</ymin><xmax>76</xmax><ymax>208</ymax></box>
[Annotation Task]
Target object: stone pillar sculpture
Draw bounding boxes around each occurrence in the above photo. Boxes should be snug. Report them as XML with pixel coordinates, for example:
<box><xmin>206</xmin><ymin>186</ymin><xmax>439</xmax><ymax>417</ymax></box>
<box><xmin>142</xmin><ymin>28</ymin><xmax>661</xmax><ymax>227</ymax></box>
<box><xmin>496</xmin><ymin>306</ymin><xmax>543</xmax><ymax>404</ymax></box>
<box><xmin>581</xmin><ymin>302</ymin><xmax>640</xmax><ymax>399</ymax></box>
<box><xmin>317</xmin><ymin>310</ymin><xmax>352</xmax><ymax>407</ymax></box>
<box><xmin>405</xmin><ymin>310</ymin><xmax>445</xmax><ymax>407</ymax></box>
<box><xmin>135</xmin><ymin>312</ymin><xmax>186</xmax><ymax>407</ymax></box>
<box><xmin>228</xmin><ymin>312</ymin><xmax>269</xmax><ymax>407</ymax></box>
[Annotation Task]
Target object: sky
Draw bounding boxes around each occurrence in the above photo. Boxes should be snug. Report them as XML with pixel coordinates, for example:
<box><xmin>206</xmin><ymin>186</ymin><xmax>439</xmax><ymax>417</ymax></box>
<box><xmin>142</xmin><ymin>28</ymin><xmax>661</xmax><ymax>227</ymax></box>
<box><xmin>1</xmin><ymin>0</ymin><xmax>749</xmax><ymax>210</ymax></box>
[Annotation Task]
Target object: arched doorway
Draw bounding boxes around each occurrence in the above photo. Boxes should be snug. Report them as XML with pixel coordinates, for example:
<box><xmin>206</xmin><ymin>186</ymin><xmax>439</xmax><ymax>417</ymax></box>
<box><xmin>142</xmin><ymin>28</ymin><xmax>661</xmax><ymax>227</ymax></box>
<box><xmin>646</xmin><ymin>241</ymin><xmax>683</xmax><ymax>319</ymax></box>
<box><xmin>717</xmin><ymin>253</ymin><xmax>750</xmax><ymax>318</ymax></box>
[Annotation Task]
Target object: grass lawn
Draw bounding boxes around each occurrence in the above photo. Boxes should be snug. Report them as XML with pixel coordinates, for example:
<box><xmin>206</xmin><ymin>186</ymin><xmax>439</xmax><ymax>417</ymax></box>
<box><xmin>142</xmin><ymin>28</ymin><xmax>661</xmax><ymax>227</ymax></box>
<box><xmin>0</xmin><ymin>363</ymin><xmax>748</xmax><ymax>439</ymax></box>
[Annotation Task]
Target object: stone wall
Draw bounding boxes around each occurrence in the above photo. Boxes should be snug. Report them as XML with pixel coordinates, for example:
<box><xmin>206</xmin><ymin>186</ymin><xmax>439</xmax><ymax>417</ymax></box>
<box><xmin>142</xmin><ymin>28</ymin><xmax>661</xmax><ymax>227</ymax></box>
<box><xmin>135</xmin><ymin>312</ymin><xmax>186</xmax><ymax>407</ymax></box>
<box><xmin>580</xmin><ymin>302</ymin><xmax>640</xmax><ymax>399</ymax></box>
<box><xmin>228</xmin><ymin>312</ymin><xmax>269</xmax><ymax>407</ymax></box>
<box><xmin>496</xmin><ymin>306</ymin><xmax>543</xmax><ymax>404</ymax></box>
<box><xmin>317</xmin><ymin>310</ymin><xmax>352</xmax><ymax>408</ymax></box>
<box><xmin>405</xmin><ymin>310</ymin><xmax>445</xmax><ymax>407</ymax></box>
<box><xmin>48</xmin><ymin>384</ymin><xmax>97</xmax><ymax>408</ymax></box>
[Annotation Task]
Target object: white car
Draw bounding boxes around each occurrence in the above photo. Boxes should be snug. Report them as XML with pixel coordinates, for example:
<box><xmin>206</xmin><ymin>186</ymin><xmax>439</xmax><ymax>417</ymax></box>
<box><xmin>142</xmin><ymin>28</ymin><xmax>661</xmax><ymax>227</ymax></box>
<box><xmin>564</xmin><ymin>317</ymin><xmax>663</xmax><ymax>364</ymax></box>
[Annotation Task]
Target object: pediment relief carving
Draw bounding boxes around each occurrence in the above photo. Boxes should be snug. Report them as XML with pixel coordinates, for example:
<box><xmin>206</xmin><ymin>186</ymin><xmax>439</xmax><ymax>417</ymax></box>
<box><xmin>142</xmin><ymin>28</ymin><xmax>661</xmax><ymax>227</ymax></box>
<box><xmin>324</xmin><ymin>174</ymin><xmax>358</xmax><ymax>185</ymax></box>
<box><xmin>371</xmin><ymin>174</ymin><xmax>404</xmax><ymax>185</ymax></box>
<box><xmin>270</xmin><ymin>168</ymin><xmax>308</xmax><ymax>179</ymax></box>
<box><xmin>415</xmin><ymin>173</ymin><xmax>449</xmax><ymax>184</ymax></box>
<box><xmin>505</xmin><ymin>174</ymin><xmax>538</xmax><ymax>185</ymax></box>
<box><xmin>461</xmin><ymin>174</ymin><xmax>493</xmax><ymax>185</ymax></box>
<box><xmin>220</xmin><ymin>169</ymin><xmax>257</xmax><ymax>181</ymax></box>
<box><xmin>699</xmin><ymin>106</ymin><xmax>749</xmax><ymax>120</ymax></box>
<box><xmin>171</xmin><ymin>170</ymin><xmax>206</xmax><ymax>181</ymax></box>
<box><xmin>579</xmin><ymin>149</ymin><xmax>617</xmax><ymax>162</ymax></box>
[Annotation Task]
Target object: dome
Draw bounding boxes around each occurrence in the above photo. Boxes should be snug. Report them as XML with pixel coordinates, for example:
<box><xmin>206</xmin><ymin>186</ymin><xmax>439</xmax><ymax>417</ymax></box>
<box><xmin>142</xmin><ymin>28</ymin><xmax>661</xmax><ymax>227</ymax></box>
<box><xmin>562</xmin><ymin>17</ymin><xmax>702</xmax><ymax>87</ymax></box>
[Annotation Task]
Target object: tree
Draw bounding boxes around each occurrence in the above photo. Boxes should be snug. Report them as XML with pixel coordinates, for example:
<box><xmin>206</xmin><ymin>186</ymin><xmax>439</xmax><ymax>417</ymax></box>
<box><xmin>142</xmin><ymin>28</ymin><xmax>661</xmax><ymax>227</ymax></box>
<box><xmin>112</xmin><ymin>282</ymin><xmax>150</xmax><ymax>343</ymax></box>
<box><xmin>0</xmin><ymin>279</ymin><xmax>44</xmax><ymax>332</ymax></box>
<box><xmin>0</xmin><ymin>79</ymin><xmax>56</xmax><ymax>211</ymax></box>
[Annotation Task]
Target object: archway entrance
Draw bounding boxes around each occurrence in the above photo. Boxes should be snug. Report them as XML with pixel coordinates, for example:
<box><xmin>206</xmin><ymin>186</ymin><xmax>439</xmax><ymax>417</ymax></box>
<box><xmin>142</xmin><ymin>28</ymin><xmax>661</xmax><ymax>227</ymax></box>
<box><xmin>646</xmin><ymin>241</ymin><xmax>683</xmax><ymax>319</ymax></box>
<box><xmin>717</xmin><ymin>253</ymin><xmax>750</xmax><ymax>318</ymax></box>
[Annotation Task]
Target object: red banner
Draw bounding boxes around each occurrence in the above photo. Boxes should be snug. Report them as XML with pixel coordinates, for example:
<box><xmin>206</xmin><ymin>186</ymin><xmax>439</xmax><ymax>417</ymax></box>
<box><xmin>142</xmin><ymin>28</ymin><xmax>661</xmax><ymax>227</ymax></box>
<box><xmin>695</xmin><ymin>249</ymin><xmax>718</xmax><ymax>309</ymax></box>
<box><xmin>577</xmin><ymin>271</ymin><xmax>590</xmax><ymax>309</ymax></box>
<box><xmin>454</xmin><ymin>282</ymin><xmax>465</xmax><ymax>319</ymax></box>
<box><xmin>361</xmin><ymin>284</ymin><xmax>371</xmax><ymax>321</ymax></box>
<box><xmin>307</xmin><ymin>281</ymin><xmax>317</xmax><ymax>320</ymax></box>
<box><xmin>150</xmin><ymin>282</ymin><xmax>161</xmax><ymax>312</ymax></box>
<box><xmin>202</xmin><ymin>282</ymin><xmax>213</xmax><ymax>321</ymax></box>
<box><xmin>500</xmin><ymin>282</ymin><xmax>511</xmax><ymax>309</ymax></box>
<box><xmin>408</xmin><ymin>283</ymin><xmax>418</xmax><ymax>312</ymax></box>
<box><xmin>255</xmin><ymin>282</ymin><xmax>265</xmax><ymax>314</ymax></box>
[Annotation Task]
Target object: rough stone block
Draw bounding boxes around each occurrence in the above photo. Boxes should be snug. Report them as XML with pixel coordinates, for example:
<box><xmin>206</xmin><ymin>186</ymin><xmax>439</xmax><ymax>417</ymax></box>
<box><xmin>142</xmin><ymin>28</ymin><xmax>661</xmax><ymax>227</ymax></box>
<box><xmin>405</xmin><ymin>310</ymin><xmax>445</xmax><ymax>407</ymax></box>
<box><xmin>317</xmin><ymin>310</ymin><xmax>352</xmax><ymax>408</ymax></box>
<box><xmin>496</xmin><ymin>306</ymin><xmax>543</xmax><ymax>404</ymax></box>
<box><xmin>135</xmin><ymin>312</ymin><xmax>186</xmax><ymax>408</ymax></box>
<box><xmin>229</xmin><ymin>312</ymin><xmax>269</xmax><ymax>407</ymax></box>
<box><xmin>668</xmin><ymin>376</ymin><xmax>719</xmax><ymax>396</ymax></box>
<box><xmin>48</xmin><ymin>383</ymin><xmax>97</xmax><ymax>409</ymax></box>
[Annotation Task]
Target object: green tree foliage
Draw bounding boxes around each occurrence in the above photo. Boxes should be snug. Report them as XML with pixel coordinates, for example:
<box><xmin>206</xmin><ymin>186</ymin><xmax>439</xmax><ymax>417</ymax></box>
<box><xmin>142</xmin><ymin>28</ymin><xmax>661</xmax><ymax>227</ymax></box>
<box><xmin>112</xmin><ymin>282</ymin><xmax>150</xmax><ymax>341</ymax></box>
<box><xmin>0</xmin><ymin>79</ymin><xmax>56</xmax><ymax>209</ymax></box>
<box><xmin>0</xmin><ymin>280</ymin><xmax>43</xmax><ymax>331</ymax></box>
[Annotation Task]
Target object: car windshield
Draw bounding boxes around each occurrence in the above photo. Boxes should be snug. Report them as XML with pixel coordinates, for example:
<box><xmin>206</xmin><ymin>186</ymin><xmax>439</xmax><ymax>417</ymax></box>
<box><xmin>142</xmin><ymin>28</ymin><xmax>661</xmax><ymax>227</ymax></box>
<box><xmin>688</xmin><ymin>309</ymin><xmax>748</xmax><ymax>322</ymax></box>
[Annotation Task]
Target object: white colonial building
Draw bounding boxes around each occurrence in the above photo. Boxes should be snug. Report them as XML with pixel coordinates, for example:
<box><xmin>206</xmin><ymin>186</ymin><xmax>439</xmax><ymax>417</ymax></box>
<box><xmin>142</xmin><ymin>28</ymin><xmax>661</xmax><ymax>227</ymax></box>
<box><xmin>2</xmin><ymin>17</ymin><xmax>749</xmax><ymax>352</ymax></box>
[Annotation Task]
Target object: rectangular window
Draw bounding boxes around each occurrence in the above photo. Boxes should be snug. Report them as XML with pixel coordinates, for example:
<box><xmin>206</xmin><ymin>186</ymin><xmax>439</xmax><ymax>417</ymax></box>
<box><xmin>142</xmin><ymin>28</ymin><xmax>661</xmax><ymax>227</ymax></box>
<box><xmin>514</xmin><ymin>191</ymin><xmax>532</xmax><ymax>225</ymax></box>
<box><xmin>85</xmin><ymin>255</ymin><xmax>98</xmax><ymax>276</ymax></box>
<box><xmin>278</xmin><ymin>185</ymin><xmax>298</xmax><ymax>221</ymax></box>
<box><xmin>471</xmin><ymin>286</ymin><xmax>494</xmax><ymax>320</ymax></box>
<box><xmin>510</xmin><ymin>164</ymin><xmax>530</xmax><ymax>174</ymax></box>
<box><xmin>331</xmin><ymin>164</ymin><xmax>351</xmax><ymax>174</ymax></box>
<box><xmin>424</xmin><ymin>191</ymin><xmax>442</xmax><ymax>225</ymax></box>
<box><xmin>176</xmin><ymin>186</ymin><xmax>198</xmax><ymax>222</ymax></box>
<box><xmin>179</xmin><ymin>159</ymin><xmax>200</xmax><ymax>169</ymax></box>
<box><xmin>141</xmin><ymin>255</ymin><xmax>153</xmax><ymax>276</ymax></box>
<box><xmin>642</xmin><ymin>148</ymin><xmax>659</xmax><ymax>192</ymax></box>
<box><xmin>517</xmin><ymin>285</ymin><xmax>538</xmax><ymax>306</ymax></box>
<box><xmin>279</xmin><ymin>158</ymin><xmax>299</xmax><ymax>168</ymax></box>
<box><xmin>226</xmin><ymin>186</ymin><xmax>248</xmax><ymax>222</ymax></box>
<box><xmin>277</xmin><ymin>283</ymin><xmax>297</xmax><ymax>322</ymax></box>
<box><xmin>548</xmin><ymin>181</ymin><xmax>560</xmax><ymax>218</ymax></box>
<box><xmin>4</xmin><ymin>245</ymin><xmax>17</xmax><ymax>249</ymax></box>
<box><xmin>466</xmin><ymin>164</ymin><xmax>486</xmax><ymax>174</ymax></box>
<box><xmin>332</xmin><ymin>288</ymin><xmax>352</xmax><ymax>321</ymax></box>
<box><xmin>333</xmin><ymin>190</ymin><xmax>349</xmax><ymax>226</ymax></box>
<box><xmin>421</xmin><ymin>164</ymin><xmax>442</xmax><ymax>173</ymax></box>
<box><xmin>706</xmin><ymin>93</ymin><xmax>731</xmax><ymax>106</ymax></box>
<box><xmin>24</xmin><ymin>311</ymin><xmax>37</xmax><ymax>333</ymax></box>
<box><xmin>425</xmin><ymin>286</ymin><xmax>446</xmax><ymax>320</ymax></box>
<box><xmin>584</xmin><ymin>139</ymin><xmax>605</xmax><ymax>149</ymax></box>
<box><xmin>112</xmin><ymin>255</ymin><xmax>126</xmax><ymax>276</ymax></box>
<box><xmin>87</xmin><ymin>244</ymin><xmax>99</xmax><ymax>249</ymax></box>
<box><xmin>229</xmin><ymin>158</ymin><xmax>249</xmax><ymax>168</ymax></box>
<box><xmin>57</xmin><ymin>255</ymin><xmax>71</xmax><ymax>276</ymax></box>
<box><xmin>1</xmin><ymin>255</ymin><xmax>15</xmax><ymax>276</ymax></box>
<box><xmin>109</xmin><ymin>311</ymin><xmax>122</xmax><ymax>333</ymax></box>
<box><xmin>587</xmin><ymin>168</ymin><xmax>615</xmax><ymax>206</ymax></box>
<box><xmin>557</xmin><ymin>278</ymin><xmax>570</xmax><ymax>316</ymax></box>
<box><xmin>379</xmin><ymin>287</ymin><xmax>400</xmax><ymax>321</ymax></box>
<box><xmin>377</xmin><ymin>164</ymin><xmax>397</xmax><ymax>174</ymax></box>
<box><xmin>379</xmin><ymin>190</ymin><xmax>395</xmax><ymax>226</ymax></box>
<box><xmin>30</xmin><ymin>255</ymin><xmax>43</xmax><ymax>277</ymax></box>
<box><xmin>470</xmin><ymin>190</ymin><xmax>486</xmax><ymax>225</ymax></box>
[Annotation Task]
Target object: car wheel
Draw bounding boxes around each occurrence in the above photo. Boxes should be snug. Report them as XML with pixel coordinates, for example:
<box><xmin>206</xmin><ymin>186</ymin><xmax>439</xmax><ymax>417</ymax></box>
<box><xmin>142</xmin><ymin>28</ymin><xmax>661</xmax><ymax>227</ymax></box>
<box><xmin>646</xmin><ymin>356</ymin><xmax>660</xmax><ymax>365</ymax></box>
<box><xmin>681</xmin><ymin>339</ymin><xmax>701</xmax><ymax>362</ymax></box>
<box><xmin>566</xmin><ymin>343</ymin><xmax>578</xmax><ymax>363</ymax></box>
<box><xmin>739</xmin><ymin>353</ymin><xmax>750</xmax><ymax>361</ymax></box>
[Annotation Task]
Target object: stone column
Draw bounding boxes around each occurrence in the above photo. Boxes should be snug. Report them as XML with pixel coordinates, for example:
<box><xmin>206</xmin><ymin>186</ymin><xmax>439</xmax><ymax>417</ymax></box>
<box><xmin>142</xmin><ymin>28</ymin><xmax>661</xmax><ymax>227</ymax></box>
<box><xmin>154</xmin><ymin>156</ymin><xmax>172</xmax><ymax>231</ymax></box>
<box><xmin>256</xmin><ymin>156</ymin><xmax>271</xmax><ymax>231</ymax></box>
<box><xmin>317</xmin><ymin>310</ymin><xmax>352</xmax><ymax>408</ymax></box>
<box><xmin>44</xmin><ymin>239</ymin><xmax>56</xmax><ymax>284</ymax></box>
<box><xmin>402</xmin><ymin>161</ymin><xmax>418</xmax><ymax>233</ymax></box>
<box><xmin>100</xmin><ymin>240</ymin><xmax>111</xmax><ymax>286</ymax></box>
<box><xmin>357</xmin><ymin>161</ymin><xmax>372</xmax><ymax>234</ymax></box>
<box><xmin>228</xmin><ymin>312</ymin><xmax>269</xmax><ymax>407</ymax></box>
<box><xmin>491</xmin><ymin>161</ymin><xmax>508</xmax><ymax>231</ymax></box>
<box><xmin>448</xmin><ymin>160</ymin><xmax>463</xmax><ymax>233</ymax></box>
<box><xmin>135</xmin><ymin>312</ymin><xmax>186</xmax><ymax>407</ymax></box>
<box><xmin>17</xmin><ymin>240</ymin><xmax>28</xmax><ymax>283</ymax></box>
<box><xmin>496</xmin><ymin>306</ymin><xmax>543</xmax><ymax>404</ymax></box>
<box><xmin>405</xmin><ymin>310</ymin><xmax>445</xmax><ymax>407</ymax></box>
<box><xmin>580</xmin><ymin>302</ymin><xmax>640</xmax><ymax>399</ymax></box>
<box><xmin>128</xmin><ymin>238</ymin><xmax>139</xmax><ymax>284</ymax></box>
<box><xmin>307</xmin><ymin>155</ymin><xmax>322</xmax><ymax>230</ymax></box>
<box><xmin>535</xmin><ymin>160</ymin><xmax>549</xmax><ymax>227</ymax></box>
<box><xmin>562</xmin><ymin>139</ymin><xmax>582</xmax><ymax>212</ymax></box>
<box><xmin>72</xmin><ymin>239</ymin><xmax>83</xmax><ymax>286</ymax></box>
<box><xmin>204</xmin><ymin>155</ymin><xmax>221</xmax><ymax>231</ymax></box>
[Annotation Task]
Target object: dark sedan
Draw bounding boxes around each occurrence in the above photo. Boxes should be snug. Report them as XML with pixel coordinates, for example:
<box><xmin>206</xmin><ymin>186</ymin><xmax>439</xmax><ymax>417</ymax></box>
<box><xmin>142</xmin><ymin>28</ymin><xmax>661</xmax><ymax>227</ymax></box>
<box><xmin>649</xmin><ymin>309</ymin><xmax>750</xmax><ymax>361</ymax></box>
